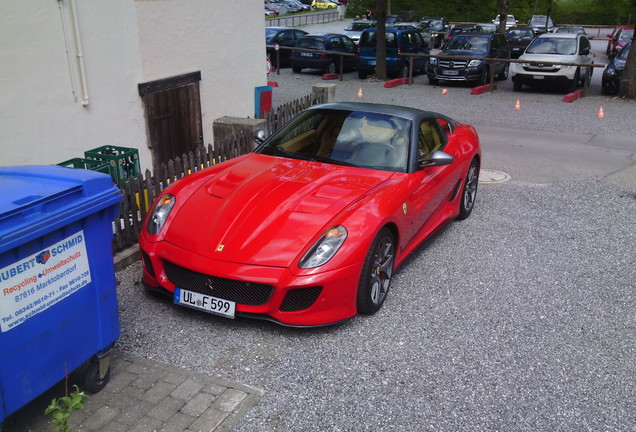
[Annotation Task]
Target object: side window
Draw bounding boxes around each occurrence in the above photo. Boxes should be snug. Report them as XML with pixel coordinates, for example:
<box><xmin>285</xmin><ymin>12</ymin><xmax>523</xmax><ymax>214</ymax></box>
<box><xmin>413</xmin><ymin>32</ymin><xmax>424</xmax><ymax>47</ymax></box>
<box><xmin>279</xmin><ymin>31</ymin><xmax>292</xmax><ymax>43</ymax></box>
<box><xmin>342</xmin><ymin>37</ymin><xmax>355</xmax><ymax>52</ymax></box>
<box><xmin>293</xmin><ymin>30</ymin><xmax>305</xmax><ymax>41</ymax></box>
<box><xmin>418</xmin><ymin>120</ymin><xmax>444</xmax><ymax>158</ymax></box>
<box><xmin>331</xmin><ymin>37</ymin><xmax>342</xmax><ymax>50</ymax></box>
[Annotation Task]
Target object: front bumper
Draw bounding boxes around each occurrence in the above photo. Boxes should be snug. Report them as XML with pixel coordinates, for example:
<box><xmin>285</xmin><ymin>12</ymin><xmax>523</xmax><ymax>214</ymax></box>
<box><xmin>510</xmin><ymin>62</ymin><xmax>578</xmax><ymax>84</ymax></box>
<box><xmin>139</xmin><ymin>238</ymin><xmax>361</xmax><ymax>327</ymax></box>
<box><xmin>427</xmin><ymin>65</ymin><xmax>483</xmax><ymax>82</ymax></box>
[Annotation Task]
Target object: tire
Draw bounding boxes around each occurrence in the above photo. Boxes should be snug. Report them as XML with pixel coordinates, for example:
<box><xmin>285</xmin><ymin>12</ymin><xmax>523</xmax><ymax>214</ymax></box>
<box><xmin>325</xmin><ymin>61</ymin><xmax>336</xmax><ymax>75</ymax></box>
<box><xmin>457</xmin><ymin>158</ymin><xmax>479</xmax><ymax>220</ymax></box>
<box><xmin>568</xmin><ymin>68</ymin><xmax>580</xmax><ymax>93</ymax></box>
<box><xmin>84</xmin><ymin>360</ymin><xmax>111</xmax><ymax>394</ymax></box>
<box><xmin>497</xmin><ymin>63</ymin><xmax>509</xmax><ymax>80</ymax></box>
<box><xmin>428</xmin><ymin>76</ymin><xmax>438</xmax><ymax>85</ymax></box>
<box><xmin>358</xmin><ymin>70</ymin><xmax>368</xmax><ymax>79</ymax></box>
<box><xmin>399</xmin><ymin>63</ymin><xmax>409</xmax><ymax>79</ymax></box>
<box><xmin>513</xmin><ymin>78</ymin><xmax>522</xmax><ymax>92</ymax></box>
<box><xmin>357</xmin><ymin>227</ymin><xmax>395</xmax><ymax>315</ymax></box>
<box><xmin>479</xmin><ymin>69</ymin><xmax>489</xmax><ymax>86</ymax></box>
<box><xmin>292</xmin><ymin>66</ymin><xmax>302</xmax><ymax>73</ymax></box>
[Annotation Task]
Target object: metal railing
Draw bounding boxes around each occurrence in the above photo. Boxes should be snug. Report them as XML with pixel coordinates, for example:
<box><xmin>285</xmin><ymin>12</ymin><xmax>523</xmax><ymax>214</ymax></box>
<box><xmin>266</xmin><ymin>10</ymin><xmax>339</xmax><ymax>27</ymax></box>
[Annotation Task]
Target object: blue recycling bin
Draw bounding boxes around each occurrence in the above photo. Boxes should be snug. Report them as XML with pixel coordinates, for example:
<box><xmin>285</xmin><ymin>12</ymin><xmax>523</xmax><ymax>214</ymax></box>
<box><xmin>0</xmin><ymin>165</ymin><xmax>123</xmax><ymax>425</ymax></box>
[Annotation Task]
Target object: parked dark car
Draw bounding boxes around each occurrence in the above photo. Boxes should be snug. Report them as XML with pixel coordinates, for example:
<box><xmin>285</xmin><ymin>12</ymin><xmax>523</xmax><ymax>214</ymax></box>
<box><xmin>505</xmin><ymin>26</ymin><xmax>536</xmax><ymax>58</ymax></box>
<box><xmin>357</xmin><ymin>27</ymin><xmax>431</xmax><ymax>79</ymax></box>
<box><xmin>606</xmin><ymin>27</ymin><xmax>634</xmax><ymax>58</ymax></box>
<box><xmin>428</xmin><ymin>32</ymin><xmax>511</xmax><ymax>85</ymax></box>
<box><xmin>291</xmin><ymin>33</ymin><xmax>357</xmax><ymax>74</ymax></box>
<box><xmin>266</xmin><ymin>27</ymin><xmax>308</xmax><ymax>67</ymax></box>
<box><xmin>602</xmin><ymin>42</ymin><xmax>631</xmax><ymax>94</ymax></box>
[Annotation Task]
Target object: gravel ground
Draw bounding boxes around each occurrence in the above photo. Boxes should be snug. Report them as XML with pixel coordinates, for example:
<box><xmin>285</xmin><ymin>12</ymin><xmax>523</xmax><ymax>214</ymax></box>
<box><xmin>116</xmin><ymin>180</ymin><xmax>636</xmax><ymax>431</ymax></box>
<box><xmin>113</xmin><ymin>20</ymin><xmax>636</xmax><ymax>431</ymax></box>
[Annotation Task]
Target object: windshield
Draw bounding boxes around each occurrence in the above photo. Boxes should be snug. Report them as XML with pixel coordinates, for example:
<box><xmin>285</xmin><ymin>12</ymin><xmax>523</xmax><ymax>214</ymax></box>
<box><xmin>526</xmin><ymin>37</ymin><xmax>576</xmax><ymax>55</ymax></box>
<box><xmin>258</xmin><ymin>109</ymin><xmax>411</xmax><ymax>172</ymax></box>
<box><xmin>445</xmin><ymin>35</ymin><xmax>489</xmax><ymax>54</ymax></box>
<box><xmin>507</xmin><ymin>29</ymin><xmax>533</xmax><ymax>38</ymax></box>
<box><xmin>619</xmin><ymin>30</ymin><xmax>634</xmax><ymax>41</ymax></box>
<box><xmin>265</xmin><ymin>28</ymin><xmax>280</xmax><ymax>42</ymax></box>
<box><xmin>531</xmin><ymin>16</ymin><xmax>553</xmax><ymax>26</ymax></box>
<box><xmin>346</xmin><ymin>22</ymin><xmax>373</xmax><ymax>31</ymax></box>
<box><xmin>427</xmin><ymin>20</ymin><xmax>444</xmax><ymax>31</ymax></box>
<box><xmin>618</xmin><ymin>43</ymin><xmax>631</xmax><ymax>59</ymax></box>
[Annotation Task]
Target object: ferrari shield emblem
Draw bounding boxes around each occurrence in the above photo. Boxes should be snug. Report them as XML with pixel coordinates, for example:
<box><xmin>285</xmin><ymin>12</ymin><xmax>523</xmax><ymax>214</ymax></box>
<box><xmin>216</xmin><ymin>244</ymin><xmax>224</xmax><ymax>252</ymax></box>
<box><xmin>402</xmin><ymin>203</ymin><xmax>407</xmax><ymax>215</ymax></box>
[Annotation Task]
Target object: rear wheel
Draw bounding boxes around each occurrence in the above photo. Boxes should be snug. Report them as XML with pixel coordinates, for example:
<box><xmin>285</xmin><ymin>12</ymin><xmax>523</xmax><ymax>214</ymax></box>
<box><xmin>457</xmin><ymin>158</ymin><xmax>479</xmax><ymax>220</ymax></box>
<box><xmin>357</xmin><ymin>228</ymin><xmax>395</xmax><ymax>315</ymax></box>
<box><xmin>325</xmin><ymin>60</ymin><xmax>336</xmax><ymax>75</ymax></box>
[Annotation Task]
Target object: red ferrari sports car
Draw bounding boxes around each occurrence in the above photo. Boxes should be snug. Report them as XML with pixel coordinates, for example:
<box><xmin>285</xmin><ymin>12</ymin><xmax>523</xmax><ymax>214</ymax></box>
<box><xmin>139</xmin><ymin>102</ymin><xmax>481</xmax><ymax>327</ymax></box>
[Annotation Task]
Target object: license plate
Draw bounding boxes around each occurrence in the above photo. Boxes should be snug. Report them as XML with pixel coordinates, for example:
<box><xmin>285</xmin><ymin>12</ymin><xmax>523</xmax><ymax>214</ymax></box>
<box><xmin>301</xmin><ymin>52</ymin><xmax>313</xmax><ymax>57</ymax></box>
<box><xmin>442</xmin><ymin>70</ymin><xmax>459</xmax><ymax>75</ymax></box>
<box><xmin>174</xmin><ymin>288</ymin><xmax>236</xmax><ymax>319</ymax></box>
<box><xmin>533</xmin><ymin>75</ymin><xmax>545</xmax><ymax>80</ymax></box>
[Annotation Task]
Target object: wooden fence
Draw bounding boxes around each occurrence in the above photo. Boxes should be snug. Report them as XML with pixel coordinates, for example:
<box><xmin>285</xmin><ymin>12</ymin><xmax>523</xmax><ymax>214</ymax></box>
<box><xmin>113</xmin><ymin>91</ymin><xmax>328</xmax><ymax>252</ymax></box>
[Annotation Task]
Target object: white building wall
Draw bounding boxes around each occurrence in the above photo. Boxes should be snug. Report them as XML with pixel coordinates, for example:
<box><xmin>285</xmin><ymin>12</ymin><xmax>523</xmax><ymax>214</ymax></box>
<box><xmin>1</xmin><ymin>0</ymin><xmax>267</xmax><ymax>172</ymax></box>
<box><xmin>135</xmin><ymin>0</ymin><xmax>267</xmax><ymax>145</ymax></box>
<box><xmin>0</xmin><ymin>0</ymin><xmax>149</xmax><ymax>169</ymax></box>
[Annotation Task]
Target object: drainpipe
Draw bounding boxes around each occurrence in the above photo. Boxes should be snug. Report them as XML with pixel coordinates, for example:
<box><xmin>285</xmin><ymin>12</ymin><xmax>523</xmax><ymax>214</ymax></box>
<box><xmin>57</xmin><ymin>0</ymin><xmax>78</xmax><ymax>102</ymax></box>
<box><xmin>69</xmin><ymin>0</ymin><xmax>89</xmax><ymax>106</ymax></box>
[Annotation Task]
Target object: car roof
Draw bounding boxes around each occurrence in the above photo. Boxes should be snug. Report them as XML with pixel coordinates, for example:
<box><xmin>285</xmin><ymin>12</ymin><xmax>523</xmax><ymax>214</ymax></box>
<box><xmin>308</xmin><ymin>102</ymin><xmax>444</xmax><ymax>122</ymax></box>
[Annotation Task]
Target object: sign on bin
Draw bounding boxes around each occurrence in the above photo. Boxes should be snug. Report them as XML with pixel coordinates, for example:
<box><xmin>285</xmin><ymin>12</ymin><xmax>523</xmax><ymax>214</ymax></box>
<box><xmin>0</xmin><ymin>230</ymin><xmax>91</xmax><ymax>332</ymax></box>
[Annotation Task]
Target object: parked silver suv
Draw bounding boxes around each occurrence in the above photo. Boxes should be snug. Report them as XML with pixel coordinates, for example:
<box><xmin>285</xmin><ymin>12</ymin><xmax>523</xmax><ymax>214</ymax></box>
<box><xmin>510</xmin><ymin>33</ymin><xmax>593</xmax><ymax>93</ymax></box>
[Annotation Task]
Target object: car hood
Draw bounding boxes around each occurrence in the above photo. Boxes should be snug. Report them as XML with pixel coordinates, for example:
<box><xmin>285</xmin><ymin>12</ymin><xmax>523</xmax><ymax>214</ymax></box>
<box><xmin>165</xmin><ymin>153</ymin><xmax>393</xmax><ymax>267</ymax></box>
<box><xmin>442</xmin><ymin>50</ymin><xmax>488</xmax><ymax>58</ymax></box>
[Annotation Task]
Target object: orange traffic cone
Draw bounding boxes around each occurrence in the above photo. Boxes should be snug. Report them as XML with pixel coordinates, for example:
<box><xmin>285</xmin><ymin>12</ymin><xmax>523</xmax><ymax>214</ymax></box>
<box><xmin>442</xmin><ymin>88</ymin><xmax>448</xmax><ymax>95</ymax></box>
<box><xmin>514</xmin><ymin>99</ymin><xmax>521</xmax><ymax>110</ymax></box>
<box><xmin>597</xmin><ymin>106</ymin><xmax>605</xmax><ymax>118</ymax></box>
<box><xmin>357</xmin><ymin>88</ymin><xmax>363</xmax><ymax>98</ymax></box>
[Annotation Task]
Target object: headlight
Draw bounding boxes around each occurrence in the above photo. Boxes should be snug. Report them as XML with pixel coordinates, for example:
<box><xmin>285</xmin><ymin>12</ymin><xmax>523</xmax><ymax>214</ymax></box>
<box><xmin>299</xmin><ymin>226</ymin><xmax>348</xmax><ymax>268</ymax></box>
<box><xmin>606</xmin><ymin>66</ymin><xmax>616</xmax><ymax>76</ymax></box>
<box><xmin>429</xmin><ymin>57</ymin><xmax>438</xmax><ymax>65</ymax></box>
<box><xmin>467</xmin><ymin>59</ymin><xmax>482</xmax><ymax>67</ymax></box>
<box><xmin>146</xmin><ymin>194</ymin><xmax>175</xmax><ymax>235</ymax></box>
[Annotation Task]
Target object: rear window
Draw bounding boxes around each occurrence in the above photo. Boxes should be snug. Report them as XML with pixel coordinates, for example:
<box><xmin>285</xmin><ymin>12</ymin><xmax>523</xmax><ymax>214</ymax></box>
<box><xmin>359</xmin><ymin>30</ymin><xmax>398</xmax><ymax>48</ymax></box>
<box><xmin>445</xmin><ymin>35</ymin><xmax>489</xmax><ymax>54</ymax></box>
<box><xmin>296</xmin><ymin>37</ymin><xmax>326</xmax><ymax>50</ymax></box>
<box><xmin>507</xmin><ymin>29</ymin><xmax>533</xmax><ymax>38</ymax></box>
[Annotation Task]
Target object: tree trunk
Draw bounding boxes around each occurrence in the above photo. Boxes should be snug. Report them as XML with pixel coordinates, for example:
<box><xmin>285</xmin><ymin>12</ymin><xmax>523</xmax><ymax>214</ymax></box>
<box><xmin>498</xmin><ymin>0</ymin><xmax>510</xmax><ymax>35</ymax></box>
<box><xmin>375</xmin><ymin>0</ymin><xmax>388</xmax><ymax>80</ymax></box>
<box><xmin>618</xmin><ymin>32</ymin><xmax>636</xmax><ymax>99</ymax></box>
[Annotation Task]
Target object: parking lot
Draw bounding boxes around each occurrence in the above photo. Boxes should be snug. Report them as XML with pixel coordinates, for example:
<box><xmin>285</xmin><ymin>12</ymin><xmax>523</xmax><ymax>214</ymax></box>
<box><xmin>113</xmin><ymin>21</ymin><xmax>636</xmax><ymax>430</ymax></box>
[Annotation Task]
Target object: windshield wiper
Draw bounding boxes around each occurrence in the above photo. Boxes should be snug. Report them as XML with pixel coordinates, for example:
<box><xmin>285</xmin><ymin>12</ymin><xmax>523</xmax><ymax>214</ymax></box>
<box><xmin>262</xmin><ymin>146</ymin><xmax>293</xmax><ymax>158</ymax></box>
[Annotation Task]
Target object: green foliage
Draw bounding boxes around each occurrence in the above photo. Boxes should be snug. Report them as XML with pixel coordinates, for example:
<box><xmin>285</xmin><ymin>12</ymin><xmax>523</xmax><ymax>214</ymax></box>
<box><xmin>360</xmin><ymin>0</ymin><xmax>635</xmax><ymax>24</ymax></box>
<box><xmin>44</xmin><ymin>385</ymin><xmax>89</xmax><ymax>432</ymax></box>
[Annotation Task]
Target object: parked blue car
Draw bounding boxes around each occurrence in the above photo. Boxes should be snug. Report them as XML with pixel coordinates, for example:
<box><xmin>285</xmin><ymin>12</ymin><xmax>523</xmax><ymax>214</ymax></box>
<box><xmin>357</xmin><ymin>27</ymin><xmax>430</xmax><ymax>79</ymax></box>
<box><xmin>291</xmin><ymin>33</ymin><xmax>357</xmax><ymax>74</ymax></box>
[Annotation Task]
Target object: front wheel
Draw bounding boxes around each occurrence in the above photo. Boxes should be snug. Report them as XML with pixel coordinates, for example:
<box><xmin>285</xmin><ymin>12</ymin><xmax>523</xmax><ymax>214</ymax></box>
<box><xmin>358</xmin><ymin>70</ymin><xmax>368</xmax><ymax>79</ymax></box>
<box><xmin>513</xmin><ymin>78</ymin><xmax>522</xmax><ymax>91</ymax></box>
<box><xmin>457</xmin><ymin>158</ymin><xmax>479</xmax><ymax>220</ymax></box>
<box><xmin>357</xmin><ymin>227</ymin><xmax>395</xmax><ymax>315</ymax></box>
<box><xmin>497</xmin><ymin>63</ymin><xmax>509</xmax><ymax>80</ymax></box>
<box><xmin>399</xmin><ymin>63</ymin><xmax>409</xmax><ymax>79</ymax></box>
<box><xmin>292</xmin><ymin>66</ymin><xmax>302</xmax><ymax>73</ymax></box>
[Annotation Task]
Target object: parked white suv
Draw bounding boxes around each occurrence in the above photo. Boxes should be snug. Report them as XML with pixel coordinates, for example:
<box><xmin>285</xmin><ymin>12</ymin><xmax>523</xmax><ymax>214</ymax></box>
<box><xmin>510</xmin><ymin>33</ymin><xmax>593</xmax><ymax>92</ymax></box>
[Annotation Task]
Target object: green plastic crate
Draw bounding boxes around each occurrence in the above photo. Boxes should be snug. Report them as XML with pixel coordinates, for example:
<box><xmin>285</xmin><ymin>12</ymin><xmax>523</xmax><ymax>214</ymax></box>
<box><xmin>84</xmin><ymin>145</ymin><xmax>140</xmax><ymax>184</ymax></box>
<box><xmin>57</xmin><ymin>157</ymin><xmax>113</xmax><ymax>177</ymax></box>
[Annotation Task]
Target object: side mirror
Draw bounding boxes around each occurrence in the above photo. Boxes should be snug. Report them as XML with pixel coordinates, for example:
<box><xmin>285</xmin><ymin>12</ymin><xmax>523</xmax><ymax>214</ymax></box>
<box><xmin>254</xmin><ymin>129</ymin><xmax>267</xmax><ymax>144</ymax></box>
<box><xmin>419</xmin><ymin>150</ymin><xmax>454</xmax><ymax>168</ymax></box>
